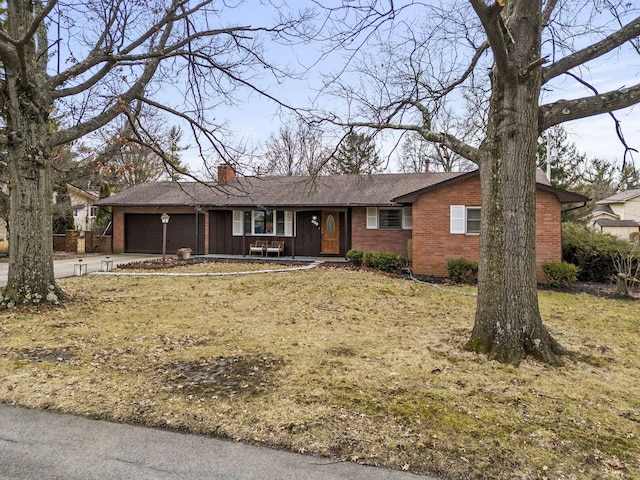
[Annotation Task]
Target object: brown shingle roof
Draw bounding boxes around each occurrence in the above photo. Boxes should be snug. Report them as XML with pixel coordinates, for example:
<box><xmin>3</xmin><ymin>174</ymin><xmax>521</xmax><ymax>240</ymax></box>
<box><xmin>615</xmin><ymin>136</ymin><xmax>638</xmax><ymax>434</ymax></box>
<box><xmin>96</xmin><ymin>170</ymin><xmax>587</xmax><ymax>208</ymax></box>
<box><xmin>96</xmin><ymin>172</ymin><xmax>465</xmax><ymax>208</ymax></box>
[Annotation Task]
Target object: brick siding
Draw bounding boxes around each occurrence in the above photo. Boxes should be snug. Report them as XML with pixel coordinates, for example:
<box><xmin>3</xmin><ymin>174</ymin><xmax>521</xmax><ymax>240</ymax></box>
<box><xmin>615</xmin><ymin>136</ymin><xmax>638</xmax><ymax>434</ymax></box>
<box><xmin>351</xmin><ymin>207</ymin><xmax>412</xmax><ymax>257</ymax></box>
<box><xmin>409</xmin><ymin>176</ymin><xmax>562</xmax><ymax>282</ymax></box>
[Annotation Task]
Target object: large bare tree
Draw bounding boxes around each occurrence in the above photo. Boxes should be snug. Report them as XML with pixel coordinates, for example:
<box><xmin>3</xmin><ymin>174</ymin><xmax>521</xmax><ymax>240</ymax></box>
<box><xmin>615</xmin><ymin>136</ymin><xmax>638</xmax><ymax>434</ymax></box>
<box><xmin>260</xmin><ymin>118</ymin><xmax>330</xmax><ymax>176</ymax></box>
<box><xmin>0</xmin><ymin>0</ymin><xmax>308</xmax><ymax>306</ymax></box>
<box><xmin>317</xmin><ymin>0</ymin><xmax>640</xmax><ymax>364</ymax></box>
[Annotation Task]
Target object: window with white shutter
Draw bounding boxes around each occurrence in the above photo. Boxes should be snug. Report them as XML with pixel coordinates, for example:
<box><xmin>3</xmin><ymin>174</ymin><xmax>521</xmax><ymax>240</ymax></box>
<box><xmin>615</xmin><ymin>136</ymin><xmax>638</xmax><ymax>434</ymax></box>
<box><xmin>232</xmin><ymin>210</ymin><xmax>244</xmax><ymax>236</ymax></box>
<box><xmin>450</xmin><ymin>205</ymin><xmax>466</xmax><ymax>234</ymax></box>
<box><xmin>402</xmin><ymin>207</ymin><xmax>412</xmax><ymax>230</ymax></box>
<box><xmin>366</xmin><ymin>207</ymin><xmax>378</xmax><ymax>229</ymax></box>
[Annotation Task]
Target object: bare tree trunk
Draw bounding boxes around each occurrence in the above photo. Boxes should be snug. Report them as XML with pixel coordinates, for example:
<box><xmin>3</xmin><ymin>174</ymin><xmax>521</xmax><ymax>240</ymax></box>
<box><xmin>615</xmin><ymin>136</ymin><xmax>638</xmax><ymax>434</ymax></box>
<box><xmin>465</xmin><ymin>2</ymin><xmax>565</xmax><ymax>365</ymax></box>
<box><xmin>1</xmin><ymin>0</ymin><xmax>62</xmax><ymax>307</ymax></box>
<box><xmin>2</xmin><ymin>92</ymin><xmax>61</xmax><ymax>306</ymax></box>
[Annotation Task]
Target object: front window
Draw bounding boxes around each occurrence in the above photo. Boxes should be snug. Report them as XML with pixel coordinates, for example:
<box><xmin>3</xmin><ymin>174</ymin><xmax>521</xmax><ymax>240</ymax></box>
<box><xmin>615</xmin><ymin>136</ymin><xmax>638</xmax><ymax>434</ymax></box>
<box><xmin>235</xmin><ymin>210</ymin><xmax>294</xmax><ymax>237</ymax></box>
<box><xmin>379</xmin><ymin>208</ymin><xmax>402</xmax><ymax>229</ymax></box>
<box><xmin>252</xmin><ymin>210</ymin><xmax>274</xmax><ymax>234</ymax></box>
<box><xmin>466</xmin><ymin>207</ymin><xmax>481</xmax><ymax>234</ymax></box>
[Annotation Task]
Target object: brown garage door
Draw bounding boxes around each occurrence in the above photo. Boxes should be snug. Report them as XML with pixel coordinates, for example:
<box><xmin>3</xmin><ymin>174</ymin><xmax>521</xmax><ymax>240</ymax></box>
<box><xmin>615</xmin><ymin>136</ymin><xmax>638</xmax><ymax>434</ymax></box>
<box><xmin>125</xmin><ymin>213</ymin><xmax>205</xmax><ymax>254</ymax></box>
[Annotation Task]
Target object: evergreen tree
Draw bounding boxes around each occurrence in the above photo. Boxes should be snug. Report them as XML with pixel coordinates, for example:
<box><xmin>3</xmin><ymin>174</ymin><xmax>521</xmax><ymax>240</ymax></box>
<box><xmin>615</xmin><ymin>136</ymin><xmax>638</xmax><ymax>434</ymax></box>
<box><xmin>95</xmin><ymin>182</ymin><xmax>112</xmax><ymax>228</ymax></box>
<box><xmin>330</xmin><ymin>132</ymin><xmax>383</xmax><ymax>174</ymax></box>
<box><xmin>618</xmin><ymin>163</ymin><xmax>640</xmax><ymax>191</ymax></box>
<box><xmin>537</xmin><ymin>126</ymin><xmax>587</xmax><ymax>190</ymax></box>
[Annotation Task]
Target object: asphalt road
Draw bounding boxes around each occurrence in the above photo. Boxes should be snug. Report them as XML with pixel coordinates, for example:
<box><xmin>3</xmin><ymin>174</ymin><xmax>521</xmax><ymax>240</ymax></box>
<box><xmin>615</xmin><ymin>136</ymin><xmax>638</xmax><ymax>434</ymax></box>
<box><xmin>0</xmin><ymin>404</ymin><xmax>438</xmax><ymax>480</ymax></box>
<box><xmin>0</xmin><ymin>254</ymin><xmax>158</xmax><ymax>287</ymax></box>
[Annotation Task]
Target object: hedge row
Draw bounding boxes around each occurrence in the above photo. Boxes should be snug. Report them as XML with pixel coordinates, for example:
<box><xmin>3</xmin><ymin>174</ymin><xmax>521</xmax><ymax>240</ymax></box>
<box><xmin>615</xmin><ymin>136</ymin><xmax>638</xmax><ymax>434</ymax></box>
<box><xmin>446</xmin><ymin>258</ymin><xmax>579</xmax><ymax>287</ymax></box>
<box><xmin>346</xmin><ymin>249</ymin><xmax>407</xmax><ymax>273</ymax></box>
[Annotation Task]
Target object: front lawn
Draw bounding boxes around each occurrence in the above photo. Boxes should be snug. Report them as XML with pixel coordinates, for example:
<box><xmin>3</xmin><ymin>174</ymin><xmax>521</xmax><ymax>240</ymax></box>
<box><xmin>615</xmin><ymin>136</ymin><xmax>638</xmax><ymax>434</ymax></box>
<box><xmin>0</xmin><ymin>264</ymin><xmax>638</xmax><ymax>479</ymax></box>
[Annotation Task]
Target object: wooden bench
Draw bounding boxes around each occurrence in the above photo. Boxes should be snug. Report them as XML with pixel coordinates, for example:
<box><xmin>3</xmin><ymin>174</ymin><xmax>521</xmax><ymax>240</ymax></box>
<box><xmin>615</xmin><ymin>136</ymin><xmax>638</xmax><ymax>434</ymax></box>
<box><xmin>265</xmin><ymin>240</ymin><xmax>285</xmax><ymax>257</ymax></box>
<box><xmin>249</xmin><ymin>240</ymin><xmax>268</xmax><ymax>256</ymax></box>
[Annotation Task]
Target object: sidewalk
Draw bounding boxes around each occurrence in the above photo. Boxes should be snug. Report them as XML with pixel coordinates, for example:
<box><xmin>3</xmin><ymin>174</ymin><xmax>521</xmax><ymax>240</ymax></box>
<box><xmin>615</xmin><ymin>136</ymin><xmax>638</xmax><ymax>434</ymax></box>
<box><xmin>0</xmin><ymin>404</ymin><xmax>437</xmax><ymax>480</ymax></box>
<box><xmin>0</xmin><ymin>254</ymin><xmax>158</xmax><ymax>287</ymax></box>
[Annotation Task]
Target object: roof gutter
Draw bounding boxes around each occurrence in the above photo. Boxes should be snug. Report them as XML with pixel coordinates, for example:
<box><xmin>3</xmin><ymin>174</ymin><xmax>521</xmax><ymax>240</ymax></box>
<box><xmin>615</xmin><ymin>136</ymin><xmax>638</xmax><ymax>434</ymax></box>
<box><xmin>561</xmin><ymin>200</ymin><xmax>588</xmax><ymax>214</ymax></box>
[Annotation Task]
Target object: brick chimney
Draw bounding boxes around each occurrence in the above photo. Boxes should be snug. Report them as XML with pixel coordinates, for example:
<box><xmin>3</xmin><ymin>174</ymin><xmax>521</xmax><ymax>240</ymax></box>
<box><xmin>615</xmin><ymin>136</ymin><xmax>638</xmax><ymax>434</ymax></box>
<box><xmin>218</xmin><ymin>164</ymin><xmax>236</xmax><ymax>184</ymax></box>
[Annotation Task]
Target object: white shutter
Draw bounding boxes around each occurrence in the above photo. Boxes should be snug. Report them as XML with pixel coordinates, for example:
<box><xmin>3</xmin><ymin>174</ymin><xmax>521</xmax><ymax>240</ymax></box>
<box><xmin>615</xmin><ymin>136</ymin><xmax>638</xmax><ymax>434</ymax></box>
<box><xmin>366</xmin><ymin>207</ymin><xmax>378</xmax><ymax>229</ymax></box>
<box><xmin>450</xmin><ymin>205</ymin><xmax>466</xmax><ymax>234</ymax></box>
<box><xmin>232</xmin><ymin>210</ymin><xmax>244</xmax><ymax>236</ymax></box>
<box><xmin>284</xmin><ymin>211</ymin><xmax>293</xmax><ymax>236</ymax></box>
<box><xmin>402</xmin><ymin>207</ymin><xmax>412</xmax><ymax>230</ymax></box>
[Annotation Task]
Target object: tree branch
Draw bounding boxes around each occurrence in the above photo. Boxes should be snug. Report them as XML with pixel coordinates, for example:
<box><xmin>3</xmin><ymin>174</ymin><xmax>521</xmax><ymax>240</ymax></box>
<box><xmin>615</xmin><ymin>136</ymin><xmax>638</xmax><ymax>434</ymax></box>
<box><xmin>339</xmin><ymin>120</ymin><xmax>480</xmax><ymax>165</ymax></box>
<box><xmin>0</xmin><ymin>37</ymin><xmax>17</xmax><ymax>68</ymax></box>
<box><xmin>50</xmin><ymin>4</ymin><xmax>177</xmax><ymax>146</ymax></box>
<box><xmin>469</xmin><ymin>0</ymin><xmax>510</xmax><ymax>76</ymax></box>
<box><xmin>541</xmin><ymin>0</ymin><xmax>559</xmax><ymax>27</ymax></box>
<box><xmin>539</xmin><ymin>82</ymin><xmax>640</xmax><ymax>130</ymax></box>
<box><xmin>543</xmin><ymin>15</ymin><xmax>640</xmax><ymax>83</ymax></box>
<box><xmin>17</xmin><ymin>0</ymin><xmax>57</xmax><ymax>48</ymax></box>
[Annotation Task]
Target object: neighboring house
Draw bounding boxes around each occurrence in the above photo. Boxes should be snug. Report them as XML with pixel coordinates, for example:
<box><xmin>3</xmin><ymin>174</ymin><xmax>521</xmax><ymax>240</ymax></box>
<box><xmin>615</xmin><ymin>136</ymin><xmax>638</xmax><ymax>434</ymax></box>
<box><xmin>97</xmin><ymin>165</ymin><xmax>587</xmax><ymax>281</ymax></box>
<box><xmin>591</xmin><ymin>189</ymin><xmax>640</xmax><ymax>240</ymax></box>
<box><xmin>67</xmin><ymin>184</ymin><xmax>99</xmax><ymax>233</ymax></box>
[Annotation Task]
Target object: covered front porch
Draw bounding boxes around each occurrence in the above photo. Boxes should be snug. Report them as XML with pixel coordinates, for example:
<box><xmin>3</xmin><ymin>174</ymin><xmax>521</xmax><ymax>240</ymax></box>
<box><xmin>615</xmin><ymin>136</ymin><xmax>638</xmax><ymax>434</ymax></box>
<box><xmin>207</xmin><ymin>208</ymin><xmax>352</xmax><ymax>259</ymax></box>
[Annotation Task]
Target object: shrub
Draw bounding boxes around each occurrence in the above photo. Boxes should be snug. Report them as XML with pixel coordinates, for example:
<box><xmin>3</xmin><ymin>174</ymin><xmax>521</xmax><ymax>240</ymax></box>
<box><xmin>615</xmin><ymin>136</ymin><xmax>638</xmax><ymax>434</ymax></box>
<box><xmin>542</xmin><ymin>262</ymin><xmax>580</xmax><ymax>288</ymax></box>
<box><xmin>562</xmin><ymin>222</ymin><xmax>638</xmax><ymax>283</ymax></box>
<box><xmin>346</xmin><ymin>248</ymin><xmax>364</xmax><ymax>266</ymax></box>
<box><xmin>352</xmin><ymin>250</ymin><xmax>407</xmax><ymax>273</ymax></box>
<box><xmin>362</xmin><ymin>251</ymin><xmax>374</xmax><ymax>268</ymax></box>
<box><xmin>368</xmin><ymin>252</ymin><xmax>407</xmax><ymax>273</ymax></box>
<box><xmin>613</xmin><ymin>243</ymin><xmax>640</xmax><ymax>297</ymax></box>
<box><xmin>446</xmin><ymin>258</ymin><xmax>478</xmax><ymax>284</ymax></box>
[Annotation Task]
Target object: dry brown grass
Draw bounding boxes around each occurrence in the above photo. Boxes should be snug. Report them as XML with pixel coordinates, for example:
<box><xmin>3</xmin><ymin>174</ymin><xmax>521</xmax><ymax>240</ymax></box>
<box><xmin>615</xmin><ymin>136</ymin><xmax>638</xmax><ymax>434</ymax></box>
<box><xmin>0</xmin><ymin>263</ymin><xmax>638</xmax><ymax>480</ymax></box>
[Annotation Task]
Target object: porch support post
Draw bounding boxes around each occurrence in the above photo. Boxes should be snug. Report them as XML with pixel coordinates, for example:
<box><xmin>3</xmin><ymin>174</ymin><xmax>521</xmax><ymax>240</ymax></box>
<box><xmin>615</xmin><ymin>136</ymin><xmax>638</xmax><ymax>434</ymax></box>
<box><xmin>292</xmin><ymin>211</ymin><xmax>296</xmax><ymax>259</ymax></box>
<box><xmin>203</xmin><ymin>210</ymin><xmax>210</xmax><ymax>255</ymax></box>
<box><xmin>345</xmin><ymin>208</ymin><xmax>350</xmax><ymax>259</ymax></box>
<box><xmin>195</xmin><ymin>207</ymin><xmax>199</xmax><ymax>254</ymax></box>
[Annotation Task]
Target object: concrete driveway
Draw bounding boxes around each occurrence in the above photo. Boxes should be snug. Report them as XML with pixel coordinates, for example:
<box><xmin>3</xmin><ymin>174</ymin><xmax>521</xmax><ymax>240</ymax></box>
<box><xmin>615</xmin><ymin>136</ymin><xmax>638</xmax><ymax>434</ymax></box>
<box><xmin>0</xmin><ymin>254</ymin><xmax>158</xmax><ymax>287</ymax></box>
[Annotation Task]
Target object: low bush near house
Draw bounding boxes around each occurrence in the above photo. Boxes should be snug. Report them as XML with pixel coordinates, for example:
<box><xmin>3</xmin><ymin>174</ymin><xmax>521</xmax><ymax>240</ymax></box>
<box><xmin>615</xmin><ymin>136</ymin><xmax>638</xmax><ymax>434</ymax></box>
<box><xmin>446</xmin><ymin>258</ymin><xmax>478</xmax><ymax>284</ymax></box>
<box><xmin>562</xmin><ymin>222</ymin><xmax>639</xmax><ymax>283</ymax></box>
<box><xmin>352</xmin><ymin>249</ymin><xmax>406</xmax><ymax>273</ymax></box>
<box><xmin>542</xmin><ymin>262</ymin><xmax>580</xmax><ymax>288</ymax></box>
<box><xmin>367</xmin><ymin>252</ymin><xmax>407</xmax><ymax>273</ymax></box>
<box><xmin>346</xmin><ymin>248</ymin><xmax>364</xmax><ymax>266</ymax></box>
